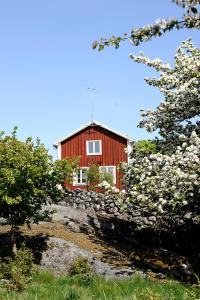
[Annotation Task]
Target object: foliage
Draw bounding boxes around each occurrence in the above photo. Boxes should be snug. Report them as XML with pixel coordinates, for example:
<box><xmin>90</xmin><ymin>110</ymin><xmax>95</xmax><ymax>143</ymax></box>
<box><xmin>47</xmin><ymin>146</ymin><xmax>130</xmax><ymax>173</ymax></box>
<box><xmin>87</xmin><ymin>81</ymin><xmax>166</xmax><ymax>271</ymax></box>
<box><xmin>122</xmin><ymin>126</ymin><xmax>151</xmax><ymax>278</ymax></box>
<box><xmin>0</xmin><ymin>128</ymin><xmax>78</xmax><ymax>248</ymax></box>
<box><xmin>86</xmin><ymin>163</ymin><xmax>100</xmax><ymax>190</ymax></box>
<box><xmin>100</xmin><ymin>172</ymin><xmax>114</xmax><ymax>186</ymax></box>
<box><xmin>0</xmin><ymin>248</ymin><xmax>36</xmax><ymax>291</ymax></box>
<box><xmin>92</xmin><ymin>0</ymin><xmax>200</xmax><ymax>50</ymax></box>
<box><xmin>122</xmin><ymin>132</ymin><xmax>200</xmax><ymax>215</ymax></box>
<box><xmin>68</xmin><ymin>256</ymin><xmax>94</xmax><ymax>277</ymax></box>
<box><xmin>131</xmin><ymin>39</ymin><xmax>200</xmax><ymax>143</ymax></box>
<box><xmin>65</xmin><ymin>288</ymin><xmax>80</xmax><ymax>300</ymax></box>
<box><xmin>135</xmin><ymin>288</ymin><xmax>162</xmax><ymax>300</ymax></box>
<box><xmin>86</xmin><ymin>164</ymin><xmax>116</xmax><ymax>192</ymax></box>
<box><xmin>131</xmin><ymin>140</ymin><xmax>158</xmax><ymax>158</ymax></box>
<box><xmin>121</xmin><ymin>40</ymin><xmax>200</xmax><ymax>221</ymax></box>
<box><xmin>0</xmin><ymin>270</ymin><xmax>199</xmax><ymax>299</ymax></box>
<box><xmin>92</xmin><ymin>0</ymin><xmax>200</xmax><ymax>225</ymax></box>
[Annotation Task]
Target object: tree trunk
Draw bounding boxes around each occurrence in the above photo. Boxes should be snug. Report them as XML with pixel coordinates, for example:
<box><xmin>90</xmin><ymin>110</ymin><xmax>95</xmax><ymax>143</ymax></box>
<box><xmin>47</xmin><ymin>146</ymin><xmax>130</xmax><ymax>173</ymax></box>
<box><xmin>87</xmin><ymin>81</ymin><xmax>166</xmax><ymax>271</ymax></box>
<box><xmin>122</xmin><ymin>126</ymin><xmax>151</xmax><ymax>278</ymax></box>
<box><xmin>10</xmin><ymin>225</ymin><xmax>17</xmax><ymax>254</ymax></box>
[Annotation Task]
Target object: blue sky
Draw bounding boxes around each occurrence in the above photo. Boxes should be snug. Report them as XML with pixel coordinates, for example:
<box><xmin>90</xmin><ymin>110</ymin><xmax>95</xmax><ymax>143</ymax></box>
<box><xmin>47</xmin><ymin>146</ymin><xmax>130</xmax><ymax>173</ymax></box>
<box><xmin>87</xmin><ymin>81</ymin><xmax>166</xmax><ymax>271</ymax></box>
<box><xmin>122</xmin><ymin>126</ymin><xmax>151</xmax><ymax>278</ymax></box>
<box><xmin>0</xmin><ymin>0</ymin><xmax>199</xmax><ymax>157</ymax></box>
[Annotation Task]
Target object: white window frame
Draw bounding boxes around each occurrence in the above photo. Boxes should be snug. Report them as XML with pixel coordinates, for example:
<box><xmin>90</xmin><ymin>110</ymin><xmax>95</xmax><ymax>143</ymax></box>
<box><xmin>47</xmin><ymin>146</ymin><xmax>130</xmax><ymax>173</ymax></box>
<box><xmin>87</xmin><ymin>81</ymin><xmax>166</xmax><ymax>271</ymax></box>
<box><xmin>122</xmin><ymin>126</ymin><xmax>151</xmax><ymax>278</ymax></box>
<box><xmin>86</xmin><ymin>140</ymin><xmax>102</xmax><ymax>156</ymax></box>
<box><xmin>99</xmin><ymin>166</ymin><xmax>116</xmax><ymax>185</ymax></box>
<box><xmin>73</xmin><ymin>167</ymin><xmax>88</xmax><ymax>186</ymax></box>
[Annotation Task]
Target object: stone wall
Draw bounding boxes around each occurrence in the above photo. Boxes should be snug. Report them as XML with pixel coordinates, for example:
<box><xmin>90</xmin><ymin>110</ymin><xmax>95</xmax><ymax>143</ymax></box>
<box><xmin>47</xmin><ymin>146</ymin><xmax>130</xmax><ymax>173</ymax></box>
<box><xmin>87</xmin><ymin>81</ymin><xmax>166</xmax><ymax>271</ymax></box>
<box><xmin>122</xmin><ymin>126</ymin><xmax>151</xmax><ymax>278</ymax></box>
<box><xmin>61</xmin><ymin>189</ymin><xmax>156</xmax><ymax>227</ymax></box>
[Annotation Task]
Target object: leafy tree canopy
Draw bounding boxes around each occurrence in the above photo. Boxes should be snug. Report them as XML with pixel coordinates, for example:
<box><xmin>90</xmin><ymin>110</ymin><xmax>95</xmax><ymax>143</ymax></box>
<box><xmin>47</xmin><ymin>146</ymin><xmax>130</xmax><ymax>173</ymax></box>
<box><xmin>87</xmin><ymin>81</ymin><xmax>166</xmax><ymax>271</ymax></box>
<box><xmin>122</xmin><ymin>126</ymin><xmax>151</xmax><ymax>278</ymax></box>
<box><xmin>0</xmin><ymin>128</ymin><xmax>78</xmax><ymax>235</ymax></box>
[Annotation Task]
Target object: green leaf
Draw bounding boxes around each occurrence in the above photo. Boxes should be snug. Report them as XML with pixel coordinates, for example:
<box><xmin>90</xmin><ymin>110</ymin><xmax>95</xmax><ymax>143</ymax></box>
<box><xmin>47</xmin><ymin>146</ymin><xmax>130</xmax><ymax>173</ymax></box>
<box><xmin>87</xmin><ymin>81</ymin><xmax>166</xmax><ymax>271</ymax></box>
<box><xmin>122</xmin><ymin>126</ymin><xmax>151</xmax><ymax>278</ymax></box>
<box><xmin>191</xmin><ymin>7</ymin><xmax>198</xmax><ymax>14</ymax></box>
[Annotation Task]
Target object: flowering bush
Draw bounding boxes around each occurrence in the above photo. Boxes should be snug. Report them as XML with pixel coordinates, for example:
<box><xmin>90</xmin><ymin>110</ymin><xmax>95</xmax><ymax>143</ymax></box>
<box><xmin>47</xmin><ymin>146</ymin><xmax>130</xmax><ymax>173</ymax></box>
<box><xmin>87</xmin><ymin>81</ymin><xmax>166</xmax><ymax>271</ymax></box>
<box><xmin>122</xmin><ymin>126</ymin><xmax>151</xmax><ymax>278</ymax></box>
<box><xmin>130</xmin><ymin>39</ymin><xmax>200</xmax><ymax>143</ymax></box>
<box><xmin>122</xmin><ymin>131</ymin><xmax>200</xmax><ymax>216</ymax></box>
<box><xmin>122</xmin><ymin>40</ymin><xmax>200</xmax><ymax>221</ymax></box>
<box><xmin>98</xmin><ymin>180</ymin><xmax>119</xmax><ymax>194</ymax></box>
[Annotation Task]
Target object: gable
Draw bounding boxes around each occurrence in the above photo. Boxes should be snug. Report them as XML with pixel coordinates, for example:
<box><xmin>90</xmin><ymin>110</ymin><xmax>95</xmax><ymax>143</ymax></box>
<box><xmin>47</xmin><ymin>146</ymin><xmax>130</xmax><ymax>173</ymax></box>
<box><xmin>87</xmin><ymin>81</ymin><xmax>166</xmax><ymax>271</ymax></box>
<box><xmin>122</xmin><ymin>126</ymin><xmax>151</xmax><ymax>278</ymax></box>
<box><xmin>54</xmin><ymin>121</ymin><xmax>133</xmax><ymax>147</ymax></box>
<box><xmin>60</xmin><ymin>124</ymin><xmax>128</xmax><ymax>145</ymax></box>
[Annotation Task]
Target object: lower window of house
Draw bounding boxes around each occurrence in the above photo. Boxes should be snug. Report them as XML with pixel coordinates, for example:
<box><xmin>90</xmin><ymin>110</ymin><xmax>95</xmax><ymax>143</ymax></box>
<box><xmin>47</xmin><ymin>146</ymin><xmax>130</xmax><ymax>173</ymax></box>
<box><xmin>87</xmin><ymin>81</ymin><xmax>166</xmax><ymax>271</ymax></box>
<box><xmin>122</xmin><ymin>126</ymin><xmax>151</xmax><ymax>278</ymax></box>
<box><xmin>73</xmin><ymin>166</ymin><xmax>116</xmax><ymax>186</ymax></box>
<box><xmin>99</xmin><ymin>166</ymin><xmax>116</xmax><ymax>184</ymax></box>
<box><xmin>75</xmin><ymin>168</ymin><xmax>87</xmax><ymax>185</ymax></box>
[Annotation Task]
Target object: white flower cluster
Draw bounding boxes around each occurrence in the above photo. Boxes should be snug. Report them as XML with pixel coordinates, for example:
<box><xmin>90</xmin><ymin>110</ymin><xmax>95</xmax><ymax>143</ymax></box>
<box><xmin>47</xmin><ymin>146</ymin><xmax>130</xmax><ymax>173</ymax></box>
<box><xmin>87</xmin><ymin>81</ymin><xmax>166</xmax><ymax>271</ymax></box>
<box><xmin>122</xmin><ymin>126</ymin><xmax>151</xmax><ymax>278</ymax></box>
<box><xmin>173</xmin><ymin>0</ymin><xmax>200</xmax><ymax>10</ymax></box>
<box><xmin>98</xmin><ymin>180</ymin><xmax>119</xmax><ymax>194</ymax></box>
<box><xmin>129</xmin><ymin>17</ymin><xmax>181</xmax><ymax>46</ymax></box>
<box><xmin>123</xmin><ymin>132</ymin><xmax>200</xmax><ymax>215</ymax></box>
<box><xmin>123</xmin><ymin>39</ymin><xmax>200</xmax><ymax>217</ymax></box>
<box><xmin>130</xmin><ymin>39</ymin><xmax>200</xmax><ymax>139</ymax></box>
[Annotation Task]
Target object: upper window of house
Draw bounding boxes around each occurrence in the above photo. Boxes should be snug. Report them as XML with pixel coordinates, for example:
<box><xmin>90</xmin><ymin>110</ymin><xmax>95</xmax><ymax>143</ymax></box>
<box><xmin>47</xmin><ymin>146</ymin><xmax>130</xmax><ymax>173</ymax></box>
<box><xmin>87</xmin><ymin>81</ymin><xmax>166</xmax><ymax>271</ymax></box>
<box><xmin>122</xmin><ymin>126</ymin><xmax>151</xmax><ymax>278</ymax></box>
<box><xmin>86</xmin><ymin>140</ymin><xmax>102</xmax><ymax>155</ymax></box>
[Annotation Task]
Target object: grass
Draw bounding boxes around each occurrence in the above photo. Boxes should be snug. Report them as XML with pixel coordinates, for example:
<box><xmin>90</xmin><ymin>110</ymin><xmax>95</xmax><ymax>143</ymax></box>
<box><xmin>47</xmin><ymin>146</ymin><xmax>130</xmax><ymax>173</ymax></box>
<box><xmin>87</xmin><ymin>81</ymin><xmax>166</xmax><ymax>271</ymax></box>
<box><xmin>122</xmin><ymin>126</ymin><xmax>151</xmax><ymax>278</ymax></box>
<box><xmin>0</xmin><ymin>271</ymin><xmax>199</xmax><ymax>300</ymax></box>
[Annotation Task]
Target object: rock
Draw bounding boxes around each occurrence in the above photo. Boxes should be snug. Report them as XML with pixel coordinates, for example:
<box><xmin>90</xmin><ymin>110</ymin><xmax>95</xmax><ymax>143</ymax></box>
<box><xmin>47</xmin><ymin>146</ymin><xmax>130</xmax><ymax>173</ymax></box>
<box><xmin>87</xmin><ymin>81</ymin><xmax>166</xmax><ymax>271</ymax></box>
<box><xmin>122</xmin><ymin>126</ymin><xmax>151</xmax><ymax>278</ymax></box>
<box><xmin>93</xmin><ymin>218</ymin><xmax>101</xmax><ymax>229</ymax></box>
<box><xmin>58</xmin><ymin>201</ymin><xmax>67</xmax><ymax>206</ymax></box>
<box><xmin>95</xmin><ymin>204</ymin><xmax>101</xmax><ymax>211</ymax></box>
<box><xmin>0</xmin><ymin>218</ymin><xmax>7</xmax><ymax>225</ymax></box>
<box><xmin>92</xmin><ymin>259</ymin><xmax>135</xmax><ymax>279</ymax></box>
<box><xmin>101</xmin><ymin>221</ymin><xmax>115</xmax><ymax>231</ymax></box>
<box><xmin>184</xmin><ymin>212</ymin><xmax>192</xmax><ymax>219</ymax></box>
<box><xmin>148</xmin><ymin>216</ymin><xmax>156</xmax><ymax>222</ymax></box>
<box><xmin>156</xmin><ymin>273</ymin><xmax>166</xmax><ymax>279</ymax></box>
<box><xmin>67</xmin><ymin>221</ymin><xmax>80</xmax><ymax>233</ymax></box>
<box><xmin>40</xmin><ymin>237</ymin><xmax>135</xmax><ymax>279</ymax></box>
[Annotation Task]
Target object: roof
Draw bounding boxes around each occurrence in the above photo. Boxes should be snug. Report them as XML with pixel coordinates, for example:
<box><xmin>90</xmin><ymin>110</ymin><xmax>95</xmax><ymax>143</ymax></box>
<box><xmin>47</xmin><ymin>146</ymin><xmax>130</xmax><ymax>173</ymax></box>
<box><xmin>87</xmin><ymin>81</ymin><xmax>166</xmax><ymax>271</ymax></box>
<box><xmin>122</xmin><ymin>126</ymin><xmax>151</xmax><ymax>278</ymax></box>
<box><xmin>53</xmin><ymin>120</ymin><xmax>133</xmax><ymax>147</ymax></box>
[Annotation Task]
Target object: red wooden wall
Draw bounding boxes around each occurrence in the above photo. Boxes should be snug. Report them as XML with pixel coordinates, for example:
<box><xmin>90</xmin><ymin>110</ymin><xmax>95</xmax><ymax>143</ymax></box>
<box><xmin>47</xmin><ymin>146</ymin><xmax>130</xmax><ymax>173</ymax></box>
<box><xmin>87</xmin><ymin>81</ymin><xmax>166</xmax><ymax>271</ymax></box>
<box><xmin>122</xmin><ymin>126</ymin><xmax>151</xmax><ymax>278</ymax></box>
<box><xmin>61</xmin><ymin>124</ymin><xmax>128</xmax><ymax>189</ymax></box>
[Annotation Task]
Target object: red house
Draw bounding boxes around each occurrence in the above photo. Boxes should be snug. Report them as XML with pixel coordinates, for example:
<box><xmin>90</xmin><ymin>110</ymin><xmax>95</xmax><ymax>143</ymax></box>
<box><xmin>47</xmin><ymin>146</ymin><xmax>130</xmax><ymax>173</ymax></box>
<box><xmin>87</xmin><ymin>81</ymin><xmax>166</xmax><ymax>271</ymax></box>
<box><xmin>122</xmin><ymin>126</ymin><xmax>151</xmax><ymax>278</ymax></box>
<box><xmin>53</xmin><ymin>121</ymin><xmax>133</xmax><ymax>190</ymax></box>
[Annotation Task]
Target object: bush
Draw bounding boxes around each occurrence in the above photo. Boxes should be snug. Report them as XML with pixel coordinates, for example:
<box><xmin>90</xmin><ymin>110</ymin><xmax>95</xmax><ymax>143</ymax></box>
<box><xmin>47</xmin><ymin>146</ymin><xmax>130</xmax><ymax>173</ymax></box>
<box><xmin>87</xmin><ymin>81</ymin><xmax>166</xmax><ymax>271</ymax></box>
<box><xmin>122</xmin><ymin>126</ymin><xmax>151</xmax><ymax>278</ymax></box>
<box><xmin>68</xmin><ymin>256</ymin><xmax>94</xmax><ymax>288</ymax></box>
<box><xmin>68</xmin><ymin>256</ymin><xmax>93</xmax><ymax>277</ymax></box>
<box><xmin>0</xmin><ymin>248</ymin><xmax>37</xmax><ymax>291</ymax></box>
<box><xmin>136</xmin><ymin>288</ymin><xmax>162</xmax><ymax>300</ymax></box>
<box><xmin>86</xmin><ymin>164</ymin><xmax>100</xmax><ymax>190</ymax></box>
<box><xmin>100</xmin><ymin>172</ymin><xmax>114</xmax><ymax>186</ymax></box>
<box><xmin>0</xmin><ymin>128</ymin><xmax>78</xmax><ymax>252</ymax></box>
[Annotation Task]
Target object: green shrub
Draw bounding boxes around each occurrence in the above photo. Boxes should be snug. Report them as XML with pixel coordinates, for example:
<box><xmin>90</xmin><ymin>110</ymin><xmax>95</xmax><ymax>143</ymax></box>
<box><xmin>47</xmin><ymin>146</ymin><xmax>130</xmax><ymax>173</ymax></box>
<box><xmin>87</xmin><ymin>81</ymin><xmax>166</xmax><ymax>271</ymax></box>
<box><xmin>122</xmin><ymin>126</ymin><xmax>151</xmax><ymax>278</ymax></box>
<box><xmin>68</xmin><ymin>256</ymin><xmax>94</xmax><ymax>288</ymax></box>
<box><xmin>100</xmin><ymin>172</ymin><xmax>114</xmax><ymax>186</ymax></box>
<box><xmin>68</xmin><ymin>256</ymin><xmax>93</xmax><ymax>276</ymax></box>
<box><xmin>136</xmin><ymin>288</ymin><xmax>162</xmax><ymax>300</ymax></box>
<box><xmin>0</xmin><ymin>248</ymin><xmax>37</xmax><ymax>291</ymax></box>
<box><xmin>86</xmin><ymin>163</ymin><xmax>100</xmax><ymax>190</ymax></box>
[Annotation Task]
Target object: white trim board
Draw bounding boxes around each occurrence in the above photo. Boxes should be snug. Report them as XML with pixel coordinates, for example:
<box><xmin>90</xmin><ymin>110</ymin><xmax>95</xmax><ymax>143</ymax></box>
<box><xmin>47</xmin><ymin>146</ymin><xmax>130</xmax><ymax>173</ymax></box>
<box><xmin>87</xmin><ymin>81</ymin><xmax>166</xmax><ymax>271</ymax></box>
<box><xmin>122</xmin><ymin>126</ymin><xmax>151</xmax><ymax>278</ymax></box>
<box><xmin>53</xmin><ymin>120</ymin><xmax>133</xmax><ymax>147</ymax></box>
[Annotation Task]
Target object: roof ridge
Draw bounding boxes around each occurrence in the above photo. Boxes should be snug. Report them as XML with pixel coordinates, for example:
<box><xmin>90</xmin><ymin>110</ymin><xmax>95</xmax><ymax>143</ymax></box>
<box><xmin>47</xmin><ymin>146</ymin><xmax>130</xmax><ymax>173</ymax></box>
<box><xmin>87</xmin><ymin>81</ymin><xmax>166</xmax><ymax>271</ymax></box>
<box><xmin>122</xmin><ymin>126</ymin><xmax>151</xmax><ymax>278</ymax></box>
<box><xmin>53</xmin><ymin>120</ymin><xmax>133</xmax><ymax>147</ymax></box>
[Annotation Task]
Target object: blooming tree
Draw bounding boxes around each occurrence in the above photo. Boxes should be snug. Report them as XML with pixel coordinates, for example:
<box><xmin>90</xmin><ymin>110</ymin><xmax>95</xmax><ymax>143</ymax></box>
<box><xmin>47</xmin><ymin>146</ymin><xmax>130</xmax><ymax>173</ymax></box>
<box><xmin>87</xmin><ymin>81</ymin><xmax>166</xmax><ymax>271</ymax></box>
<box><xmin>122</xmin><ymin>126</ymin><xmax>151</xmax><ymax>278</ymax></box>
<box><xmin>93</xmin><ymin>0</ymin><xmax>200</xmax><ymax>225</ymax></box>
<box><xmin>131</xmin><ymin>39</ymin><xmax>200</xmax><ymax>145</ymax></box>
<box><xmin>122</xmin><ymin>132</ymin><xmax>200</xmax><ymax>215</ymax></box>
<box><xmin>122</xmin><ymin>40</ymin><xmax>200</xmax><ymax>222</ymax></box>
<box><xmin>93</xmin><ymin>0</ymin><xmax>200</xmax><ymax>50</ymax></box>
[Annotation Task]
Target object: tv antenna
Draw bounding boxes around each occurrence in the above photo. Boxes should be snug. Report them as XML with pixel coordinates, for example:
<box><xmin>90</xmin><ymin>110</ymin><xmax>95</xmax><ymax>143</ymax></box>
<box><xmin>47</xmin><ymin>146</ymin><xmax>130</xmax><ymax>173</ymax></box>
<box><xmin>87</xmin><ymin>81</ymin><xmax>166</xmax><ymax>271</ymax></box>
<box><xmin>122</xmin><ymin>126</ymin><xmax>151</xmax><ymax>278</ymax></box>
<box><xmin>88</xmin><ymin>87</ymin><xmax>96</xmax><ymax>121</ymax></box>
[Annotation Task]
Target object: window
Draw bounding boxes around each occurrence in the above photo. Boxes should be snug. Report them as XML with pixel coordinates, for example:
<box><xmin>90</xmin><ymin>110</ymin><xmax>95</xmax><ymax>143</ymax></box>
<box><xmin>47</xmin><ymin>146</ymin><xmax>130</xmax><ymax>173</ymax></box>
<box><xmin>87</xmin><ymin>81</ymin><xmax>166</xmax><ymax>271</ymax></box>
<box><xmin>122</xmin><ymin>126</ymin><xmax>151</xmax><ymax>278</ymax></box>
<box><xmin>86</xmin><ymin>140</ymin><xmax>102</xmax><ymax>155</ymax></box>
<box><xmin>73</xmin><ymin>168</ymin><xmax>88</xmax><ymax>185</ymax></box>
<box><xmin>99</xmin><ymin>166</ymin><xmax>116</xmax><ymax>184</ymax></box>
